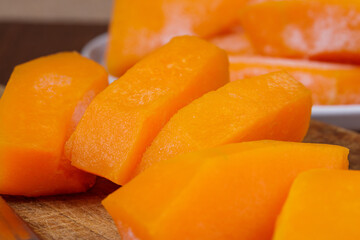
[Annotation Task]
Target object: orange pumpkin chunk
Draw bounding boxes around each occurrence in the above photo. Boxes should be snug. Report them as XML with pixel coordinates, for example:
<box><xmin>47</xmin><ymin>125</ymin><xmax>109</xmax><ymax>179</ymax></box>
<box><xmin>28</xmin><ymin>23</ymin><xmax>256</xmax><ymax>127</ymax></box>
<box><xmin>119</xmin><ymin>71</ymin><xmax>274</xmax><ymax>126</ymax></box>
<box><xmin>229</xmin><ymin>55</ymin><xmax>360</xmax><ymax>105</ymax></box>
<box><xmin>138</xmin><ymin>71</ymin><xmax>312</xmax><ymax>173</ymax></box>
<box><xmin>240</xmin><ymin>0</ymin><xmax>360</xmax><ymax>63</ymax></box>
<box><xmin>66</xmin><ymin>36</ymin><xmax>229</xmax><ymax>185</ymax></box>
<box><xmin>0</xmin><ymin>52</ymin><xmax>108</xmax><ymax>196</ymax></box>
<box><xmin>103</xmin><ymin>141</ymin><xmax>349</xmax><ymax>240</ymax></box>
<box><xmin>274</xmin><ymin>169</ymin><xmax>360</xmax><ymax>240</ymax></box>
<box><xmin>107</xmin><ymin>0</ymin><xmax>247</xmax><ymax>76</ymax></box>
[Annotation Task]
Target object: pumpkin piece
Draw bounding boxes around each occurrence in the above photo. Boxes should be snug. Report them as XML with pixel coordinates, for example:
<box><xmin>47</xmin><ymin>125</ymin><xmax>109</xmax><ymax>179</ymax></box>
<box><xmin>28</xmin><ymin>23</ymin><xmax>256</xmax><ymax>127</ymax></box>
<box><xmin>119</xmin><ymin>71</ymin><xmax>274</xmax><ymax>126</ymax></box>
<box><xmin>103</xmin><ymin>141</ymin><xmax>349</xmax><ymax>240</ymax></box>
<box><xmin>229</xmin><ymin>55</ymin><xmax>360</xmax><ymax>105</ymax></box>
<box><xmin>137</xmin><ymin>71</ymin><xmax>312</xmax><ymax>173</ymax></box>
<box><xmin>66</xmin><ymin>36</ymin><xmax>229</xmax><ymax>185</ymax></box>
<box><xmin>107</xmin><ymin>0</ymin><xmax>247</xmax><ymax>77</ymax></box>
<box><xmin>0</xmin><ymin>52</ymin><xmax>108</xmax><ymax>196</ymax></box>
<box><xmin>274</xmin><ymin>169</ymin><xmax>360</xmax><ymax>240</ymax></box>
<box><xmin>240</xmin><ymin>0</ymin><xmax>360</xmax><ymax>63</ymax></box>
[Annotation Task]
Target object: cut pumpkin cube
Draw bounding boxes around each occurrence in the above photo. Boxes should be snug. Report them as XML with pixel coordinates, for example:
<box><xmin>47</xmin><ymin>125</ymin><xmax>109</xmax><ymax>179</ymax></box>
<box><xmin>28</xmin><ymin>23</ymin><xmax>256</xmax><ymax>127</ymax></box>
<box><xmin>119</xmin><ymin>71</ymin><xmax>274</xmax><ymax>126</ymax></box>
<box><xmin>138</xmin><ymin>71</ymin><xmax>312</xmax><ymax>173</ymax></box>
<box><xmin>274</xmin><ymin>169</ymin><xmax>360</xmax><ymax>240</ymax></box>
<box><xmin>66</xmin><ymin>36</ymin><xmax>229</xmax><ymax>185</ymax></box>
<box><xmin>229</xmin><ymin>55</ymin><xmax>360</xmax><ymax>105</ymax></box>
<box><xmin>240</xmin><ymin>0</ymin><xmax>360</xmax><ymax>63</ymax></box>
<box><xmin>103</xmin><ymin>141</ymin><xmax>349</xmax><ymax>240</ymax></box>
<box><xmin>0</xmin><ymin>52</ymin><xmax>108</xmax><ymax>196</ymax></box>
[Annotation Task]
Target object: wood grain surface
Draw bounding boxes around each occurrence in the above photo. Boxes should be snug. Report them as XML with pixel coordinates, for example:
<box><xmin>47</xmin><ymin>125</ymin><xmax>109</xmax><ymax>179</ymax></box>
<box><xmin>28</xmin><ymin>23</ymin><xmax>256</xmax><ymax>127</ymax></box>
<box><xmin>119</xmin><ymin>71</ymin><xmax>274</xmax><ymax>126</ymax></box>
<box><xmin>4</xmin><ymin>179</ymin><xmax>120</xmax><ymax>240</ymax></box>
<box><xmin>304</xmin><ymin>121</ymin><xmax>360</xmax><ymax>170</ymax></box>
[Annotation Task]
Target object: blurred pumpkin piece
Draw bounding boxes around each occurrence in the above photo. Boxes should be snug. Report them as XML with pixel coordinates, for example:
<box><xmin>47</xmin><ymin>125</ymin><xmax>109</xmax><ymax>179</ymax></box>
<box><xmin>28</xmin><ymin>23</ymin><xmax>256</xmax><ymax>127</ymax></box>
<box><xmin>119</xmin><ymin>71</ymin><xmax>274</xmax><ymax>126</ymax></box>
<box><xmin>209</xmin><ymin>26</ymin><xmax>254</xmax><ymax>54</ymax></box>
<box><xmin>229</xmin><ymin>55</ymin><xmax>360</xmax><ymax>105</ymax></box>
<box><xmin>240</xmin><ymin>0</ymin><xmax>360</xmax><ymax>64</ymax></box>
<box><xmin>107</xmin><ymin>0</ymin><xmax>247</xmax><ymax>77</ymax></box>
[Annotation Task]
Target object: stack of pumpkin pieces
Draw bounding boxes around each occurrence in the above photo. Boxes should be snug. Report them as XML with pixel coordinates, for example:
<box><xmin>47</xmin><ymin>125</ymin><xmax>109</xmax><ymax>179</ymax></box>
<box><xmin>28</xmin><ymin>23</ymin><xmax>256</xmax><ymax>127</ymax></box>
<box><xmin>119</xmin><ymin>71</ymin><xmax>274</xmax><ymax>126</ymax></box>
<box><xmin>107</xmin><ymin>0</ymin><xmax>360</xmax><ymax>105</ymax></box>
<box><xmin>1</xmin><ymin>0</ymin><xmax>360</xmax><ymax>239</ymax></box>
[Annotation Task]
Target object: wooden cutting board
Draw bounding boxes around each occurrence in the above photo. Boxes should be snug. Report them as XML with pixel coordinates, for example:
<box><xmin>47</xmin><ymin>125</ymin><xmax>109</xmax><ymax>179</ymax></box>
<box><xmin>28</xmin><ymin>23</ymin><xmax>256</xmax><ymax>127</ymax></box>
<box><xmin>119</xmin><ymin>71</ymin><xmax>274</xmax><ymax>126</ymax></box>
<box><xmin>1</xmin><ymin>84</ymin><xmax>360</xmax><ymax>239</ymax></box>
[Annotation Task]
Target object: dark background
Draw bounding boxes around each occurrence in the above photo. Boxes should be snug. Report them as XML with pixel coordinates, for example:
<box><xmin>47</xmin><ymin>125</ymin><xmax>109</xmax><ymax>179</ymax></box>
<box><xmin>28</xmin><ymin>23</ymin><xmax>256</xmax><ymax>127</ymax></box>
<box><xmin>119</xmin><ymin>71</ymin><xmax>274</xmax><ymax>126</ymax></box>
<box><xmin>0</xmin><ymin>23</ymin><xmax>107</xmax><ymax>85</ymax></box>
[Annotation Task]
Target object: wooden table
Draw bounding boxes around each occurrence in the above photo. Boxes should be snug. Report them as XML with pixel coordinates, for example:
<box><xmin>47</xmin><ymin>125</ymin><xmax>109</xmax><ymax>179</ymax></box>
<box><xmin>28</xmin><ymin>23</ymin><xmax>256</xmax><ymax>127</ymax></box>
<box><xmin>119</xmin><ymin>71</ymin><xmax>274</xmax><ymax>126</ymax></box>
<box><xmin>0</xmin><ymin>22</ymin><xmax>107</xmax><ymax>85</ymax></box>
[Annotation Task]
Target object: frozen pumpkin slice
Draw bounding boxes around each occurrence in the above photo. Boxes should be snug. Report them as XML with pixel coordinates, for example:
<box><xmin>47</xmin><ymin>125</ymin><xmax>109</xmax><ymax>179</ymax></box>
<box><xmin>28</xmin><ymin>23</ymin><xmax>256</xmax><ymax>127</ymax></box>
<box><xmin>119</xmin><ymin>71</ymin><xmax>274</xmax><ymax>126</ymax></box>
<box><xmin>66</xmin><ymin>36</ymin><xmax>229</xmax><ymax>185</ymax></box>
<box><xmin>0</xmin><ymin>52</ymin><xmax>108</xmax><ymax>196</ymax></box>
<box><xmin>229</xmin><ymin>56</ymin><xmax>360</xmax><ymax>105</ymax></box>
<box><xmin>209</xmin><ymin>27</ymin><xmax>254</xmax><ymax>54</ymax></box>
<box><xmin>240</xmin><ymin>0</ymin><xmax>360</xmax><ymax>63</ymax></box>
<box><xmin>103</xmin><ymin>141</ymin><xmax>349</xmax><ymax>240</ymax></box>
<box><xmin>107</xmin><ymin>0</ymin><xmax>247</xmax><ymax>77</ymax></box>
<box><xmin>274</xmin><ymin>169</ymin><xmax>360</xmax><ymax>240</ymax></box>
<box><xmin>138</xmin><ymin>71</ymin><xmax>312</xmax><ymax>173</ymax></box>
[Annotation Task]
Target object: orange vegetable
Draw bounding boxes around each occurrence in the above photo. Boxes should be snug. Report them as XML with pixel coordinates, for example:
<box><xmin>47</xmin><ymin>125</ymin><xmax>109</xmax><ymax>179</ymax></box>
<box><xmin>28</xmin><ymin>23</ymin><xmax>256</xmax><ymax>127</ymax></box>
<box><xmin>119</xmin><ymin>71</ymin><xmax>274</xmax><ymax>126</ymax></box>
<box><xmin>240</xmin><ymin>0</ymin><xmax>360</xmax><ymax>63</ymax></box>
<box><xmin>138</xmin><ymin>71</ymin><xmax>312</xmax><ymax>173</ymax></box>
<box><xmin>0</xmin><ymin>52</ymin><xmax>108</xmax><ymax>196</ymax></box>
<box><xmin>103</xmin><ymin>141</ymin><xmax>349</xmax><ymax>240</ymax></box>
<box><xmin>209</xmin><ymin>27</ymin><xmax>254</xmax><ymax>54</ymax></box>
<box><xmin>229</xmin><ymin>55</ymin><xmax>360</xmax><ymax>105</ymax></box>
<box><xmin>274</xmin><ymin>169</ymin><xmax>360</xmax><ymax>240</ymax></box>
<box><xmin>66</xmin><ymin>36</ymin><xmax>229</xmax><ymax>185</ymax></box>
<box><xmin>107</xmin><ymin>0</ymin><xmax>247</xmax><ymax>77</ymax></box>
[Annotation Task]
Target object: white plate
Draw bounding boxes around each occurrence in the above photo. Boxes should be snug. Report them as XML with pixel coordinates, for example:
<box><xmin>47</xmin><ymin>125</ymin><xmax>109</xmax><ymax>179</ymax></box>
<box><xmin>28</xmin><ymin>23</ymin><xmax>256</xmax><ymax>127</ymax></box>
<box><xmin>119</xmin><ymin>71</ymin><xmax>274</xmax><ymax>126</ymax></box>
<box><xmin>82</xmin><ymin>34</ymin><xmax>360</xmax><ymax>130</ymax></box>
<box><xmin>82</xmin><ymin>33</ymin><xmax>118</xmax><ymax>84</ymax></box>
